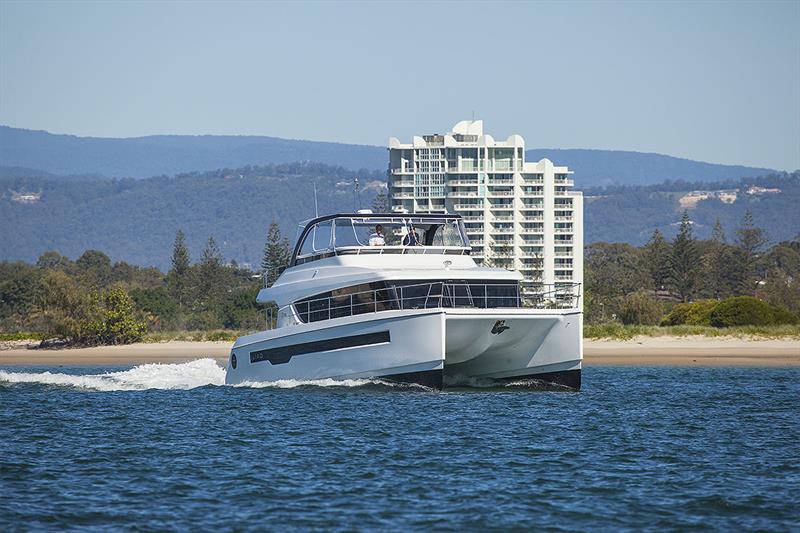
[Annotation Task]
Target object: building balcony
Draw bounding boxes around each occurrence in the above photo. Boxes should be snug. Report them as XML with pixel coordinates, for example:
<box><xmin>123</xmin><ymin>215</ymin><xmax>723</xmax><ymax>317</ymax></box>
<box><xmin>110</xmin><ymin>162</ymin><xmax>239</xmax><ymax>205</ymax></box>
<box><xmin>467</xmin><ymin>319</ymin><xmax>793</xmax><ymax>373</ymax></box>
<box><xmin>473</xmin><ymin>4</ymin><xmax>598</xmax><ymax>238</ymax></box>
<box><xmin>447</xmin><ymin>191</ymin><xmax>480</xmax><ymax>198</ymax></box>
<box><xmin>491</xmin><ymin>215</ymin><xmax>513</xmax><ymax>221</ymax></box>
<box><xmin>555</xmin><ymin>275</ymin><xmax>573</xmax><ymax>281</ymax></box>
<box><xmin>487</xmin><ymin>190</ymin><xmax>514</xmax><ymax>197</ymax></box>
<box><xmin>391</xmin><ymin>180</ymin><xmax>414</xmax><ymax>188</ymax></box>
<box><xmin>448</xmin><ymin>180</ymin><xmax>478</xmax><ymax>186</ymax></box>
<box><xmin>520</xmin><ymin>190</ymin><xmax>544</xmax><ymax>197</ymax></box>
<box><xmin>555</xmin><ymin>179</ymin><xmax>575</xmax><ymax>186</ymax></box>
<box><xmin>522</xmin><ymin>177</ymin><xmax>544</xmax><ymax>184</ymax></box>
<box><xmin>470</xmin><ymin>240</ymin><xmax>484</xmax><ymax>246</ymax></box>
<box><xmin>390</xmin><ymin>167</ymin><xmax>414</xmax><ymax>175</ymax></box>
<box><xmin>393</xmin><ymin>193</ymin><xmax>415</xmax><ymax>199</ymax></box>
<box><xmin>491</xmin><ymin>228</ymin><xmax>514</xmax><ymax>235</ymax></box>
<box><xmin>554</xmin><ymin>227</ymin><xmax>573</xmax><ymax>233</ymax></box>
<box><xmin>521</xmin><ymin>215</ymin><xmax>544</xmax><ymax>221</ymax></box>
<box><xmin>554</xmin><ymin>215</ymin><xmax>573</xmax><ymax>221</ymax></box>
<box><xmin>465</xmin><ymin>228</ymin><xmax>484</xmax><ymax>235</ymax></box>
<box><xmin>487</xmin><ymin>179</ymin><xmax>514</xmax><ymax>185</ymax></box>
<box><xmin>521</xmin><ymin>240</ymin><xmax>544</xmax><ymax>246</ymax></box>
<box><xmin>453</xmin><ymin>203</ymin><xmax>484</xmax><ymax>210</ymax></box>
<box><xmin>462</xmin><ymin>215</ymin><xmax>483</xmax><ymax>221</ymax></box>
<box><xmin>490</xmin><ymin>240</ymin><xmax>514</xmax><ymax>247</ymax></box>
<box><xmin>555</xmin><ymin>239</ymin><xmax>574</xmax><ymax>245</ymax></box>
<box><xmin>554</xmin><ymin>251</ymin><xmax>574</xmax><ymax>257</ymax></box>
<box><xmin>519</xmin><ymin>229</ymin><xmax>543</xmax><ymax>235</ymax></box>
<box><xmin>520</xmin><ymin>204</ymin><xmax>544</xmax><ymax>210</ymax></box>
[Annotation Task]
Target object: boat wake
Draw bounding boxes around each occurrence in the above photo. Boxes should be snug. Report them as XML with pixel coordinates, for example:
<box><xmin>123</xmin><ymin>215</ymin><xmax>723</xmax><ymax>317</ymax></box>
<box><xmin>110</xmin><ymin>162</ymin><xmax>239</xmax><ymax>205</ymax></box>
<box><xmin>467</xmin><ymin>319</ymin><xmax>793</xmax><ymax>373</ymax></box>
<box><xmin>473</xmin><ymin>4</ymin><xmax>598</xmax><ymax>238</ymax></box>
<box><xmin>0</xmin><ymin>359</ymin><xmax>227</xmax><ymax>391</ymax></box>
<box><xmin>0</xmin><ymin>359</ymin><xmax>425</xmax><ymax>392</ymax></box>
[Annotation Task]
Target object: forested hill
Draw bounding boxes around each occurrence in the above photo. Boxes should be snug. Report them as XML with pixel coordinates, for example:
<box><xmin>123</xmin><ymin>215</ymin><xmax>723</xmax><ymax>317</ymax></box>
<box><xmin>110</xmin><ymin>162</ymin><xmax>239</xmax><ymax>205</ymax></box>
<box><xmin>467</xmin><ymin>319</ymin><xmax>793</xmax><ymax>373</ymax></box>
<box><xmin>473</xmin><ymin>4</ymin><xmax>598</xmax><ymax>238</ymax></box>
<box><xmin>2</xmin><ymin>162</ymin><xmax>797</xmax><ymax>269</ymax></box>
<box><xmin>0</xmin><ymin>125</ymin><xmax>776</xmax><ymax>186</ymax></box>
<box><xmin>526</xmin><ymin>149</ymin><xmax>776</xmax><ymax>187</ymax></box>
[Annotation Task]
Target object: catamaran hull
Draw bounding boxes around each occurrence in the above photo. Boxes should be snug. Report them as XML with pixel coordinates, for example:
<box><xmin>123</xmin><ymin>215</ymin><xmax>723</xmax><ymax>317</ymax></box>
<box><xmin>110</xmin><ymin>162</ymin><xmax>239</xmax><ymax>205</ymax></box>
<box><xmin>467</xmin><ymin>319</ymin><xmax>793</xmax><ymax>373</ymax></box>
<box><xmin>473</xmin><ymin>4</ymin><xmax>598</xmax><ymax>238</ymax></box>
<box><xmin>225</xmin><ymin>309</ymin><xmax>582</xmax><ymax>390</ymax></box>
<box><xmin>225</xmin><ymin>311</ymin><xmax>447</xmax><ymax>388</ymax></box>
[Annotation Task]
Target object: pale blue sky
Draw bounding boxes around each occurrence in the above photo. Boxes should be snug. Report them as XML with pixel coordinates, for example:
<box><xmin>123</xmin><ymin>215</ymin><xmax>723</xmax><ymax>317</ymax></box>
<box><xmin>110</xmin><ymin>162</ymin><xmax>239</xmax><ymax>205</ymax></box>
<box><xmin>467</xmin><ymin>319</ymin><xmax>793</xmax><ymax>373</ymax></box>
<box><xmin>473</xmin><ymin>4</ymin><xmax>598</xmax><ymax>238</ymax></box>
<box><xmin>1</xmin><ymin>0</ymin><xmax>798</xmax><ymax>169</ymax></box>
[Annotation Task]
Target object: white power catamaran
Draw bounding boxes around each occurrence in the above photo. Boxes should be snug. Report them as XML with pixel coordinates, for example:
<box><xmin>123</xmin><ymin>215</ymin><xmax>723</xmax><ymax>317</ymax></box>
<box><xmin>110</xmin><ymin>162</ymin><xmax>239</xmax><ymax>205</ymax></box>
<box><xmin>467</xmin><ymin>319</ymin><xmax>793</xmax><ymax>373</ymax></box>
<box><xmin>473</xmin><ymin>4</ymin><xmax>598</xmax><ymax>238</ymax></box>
<box><xmin>225</xmin><ymin>212</ymin><xmax>582</xmax><ymax>389</ymax></box>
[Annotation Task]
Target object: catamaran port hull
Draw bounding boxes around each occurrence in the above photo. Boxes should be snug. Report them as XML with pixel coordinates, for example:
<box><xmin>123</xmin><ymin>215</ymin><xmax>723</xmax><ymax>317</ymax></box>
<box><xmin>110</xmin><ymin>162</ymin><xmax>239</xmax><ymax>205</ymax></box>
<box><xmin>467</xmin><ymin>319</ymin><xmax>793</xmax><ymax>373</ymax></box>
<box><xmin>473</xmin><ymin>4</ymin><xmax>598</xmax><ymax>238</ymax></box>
<box><xmin>225</xmin><ymin>308</ymin><xmax>582</xmax><ymax>390</ymax></box>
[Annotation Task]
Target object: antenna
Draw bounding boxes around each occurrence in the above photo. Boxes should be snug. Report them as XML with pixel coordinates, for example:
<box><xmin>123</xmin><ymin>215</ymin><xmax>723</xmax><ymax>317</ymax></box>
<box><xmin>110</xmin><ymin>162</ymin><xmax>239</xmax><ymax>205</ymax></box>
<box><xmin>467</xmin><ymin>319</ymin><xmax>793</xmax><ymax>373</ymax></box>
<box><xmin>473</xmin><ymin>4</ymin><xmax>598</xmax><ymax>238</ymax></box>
<box><xmin>353</xmin><ymin>177</ymin><xmax>361</xmax><ymax>210</ymax></box>
<box><xmin>313</xmin><ymin>182</ymin><xmax>319</xmax><ymax>217</ymax></box>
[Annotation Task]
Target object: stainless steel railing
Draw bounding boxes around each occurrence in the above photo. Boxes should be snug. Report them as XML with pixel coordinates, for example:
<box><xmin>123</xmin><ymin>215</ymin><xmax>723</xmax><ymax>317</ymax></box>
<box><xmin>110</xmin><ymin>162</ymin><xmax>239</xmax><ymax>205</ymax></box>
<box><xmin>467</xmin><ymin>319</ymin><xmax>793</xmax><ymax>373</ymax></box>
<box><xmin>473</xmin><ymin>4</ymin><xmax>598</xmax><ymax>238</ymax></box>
<box><xmin>282</xmin><ymin>281</ymin><xmax>581</xmax><ymax>324</ymax></box>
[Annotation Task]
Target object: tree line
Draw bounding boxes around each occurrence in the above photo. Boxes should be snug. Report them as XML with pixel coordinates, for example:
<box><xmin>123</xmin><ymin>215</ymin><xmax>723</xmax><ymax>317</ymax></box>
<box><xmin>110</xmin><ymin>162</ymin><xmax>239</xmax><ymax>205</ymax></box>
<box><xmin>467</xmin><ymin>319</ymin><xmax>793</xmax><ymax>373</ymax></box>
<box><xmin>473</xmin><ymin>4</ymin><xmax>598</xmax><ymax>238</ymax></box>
<box><xmin>585</xmin><ymin>210</ymin><xmax>800</xmax><ymax>325</ymax></box>
<box><xmin>0</xmin><ymin>222</ymin><xmax>293</xmax><ymax>345</ymax></box>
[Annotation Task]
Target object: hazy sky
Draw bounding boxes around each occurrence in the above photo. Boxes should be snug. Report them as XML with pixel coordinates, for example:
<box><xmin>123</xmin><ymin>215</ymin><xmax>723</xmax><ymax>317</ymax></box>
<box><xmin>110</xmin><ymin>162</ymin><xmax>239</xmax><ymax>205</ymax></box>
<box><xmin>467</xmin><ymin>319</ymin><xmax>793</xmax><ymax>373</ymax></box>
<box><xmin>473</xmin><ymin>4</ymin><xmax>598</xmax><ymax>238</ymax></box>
<box><xmin>1</xmin><ymin>0</ymin><xmax>798</xmax><ymax>169</ymax></box>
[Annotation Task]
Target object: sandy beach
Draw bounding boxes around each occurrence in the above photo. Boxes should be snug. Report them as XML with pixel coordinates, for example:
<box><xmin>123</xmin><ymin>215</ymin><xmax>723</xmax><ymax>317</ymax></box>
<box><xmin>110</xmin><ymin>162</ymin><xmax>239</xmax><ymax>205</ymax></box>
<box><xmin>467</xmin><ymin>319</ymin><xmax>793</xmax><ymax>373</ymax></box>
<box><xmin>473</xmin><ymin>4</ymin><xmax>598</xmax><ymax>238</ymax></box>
<box><xmin>584</xmin><ymin>336</ymin><xmax>799</xmax><ymax>366</ymax></box>
<box><xmin>1</xmin><ymin>336</ymin><xmax>798</xmax><ymax>367</ymax></box>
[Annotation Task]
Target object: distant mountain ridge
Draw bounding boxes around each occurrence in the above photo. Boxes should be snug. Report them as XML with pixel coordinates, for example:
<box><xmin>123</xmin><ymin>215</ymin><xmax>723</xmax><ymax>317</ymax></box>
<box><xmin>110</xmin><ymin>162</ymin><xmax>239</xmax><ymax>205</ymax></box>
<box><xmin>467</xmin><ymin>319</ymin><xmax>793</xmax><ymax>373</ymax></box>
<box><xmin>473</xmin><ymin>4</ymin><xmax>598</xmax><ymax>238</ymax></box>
<box><xmin>0</xmin><ymin>125</ymin><xmax>775</xmax><ymax>186</ymax></box>
<box><xmin>1</xmin><ymin>162</ymin><xmax>796</xmax><ymax>269</ymax></box>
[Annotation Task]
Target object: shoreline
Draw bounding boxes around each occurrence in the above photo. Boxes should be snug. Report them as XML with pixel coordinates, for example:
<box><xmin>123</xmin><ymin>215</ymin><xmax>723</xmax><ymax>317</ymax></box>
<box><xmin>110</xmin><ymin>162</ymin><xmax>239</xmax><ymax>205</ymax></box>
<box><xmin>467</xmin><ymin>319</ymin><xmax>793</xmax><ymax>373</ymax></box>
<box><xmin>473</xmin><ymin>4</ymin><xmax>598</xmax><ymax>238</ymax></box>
<box><xmin>1</xmin><ymin>336</ymin><xmax>797</xmax><ymax>367</ymax></box>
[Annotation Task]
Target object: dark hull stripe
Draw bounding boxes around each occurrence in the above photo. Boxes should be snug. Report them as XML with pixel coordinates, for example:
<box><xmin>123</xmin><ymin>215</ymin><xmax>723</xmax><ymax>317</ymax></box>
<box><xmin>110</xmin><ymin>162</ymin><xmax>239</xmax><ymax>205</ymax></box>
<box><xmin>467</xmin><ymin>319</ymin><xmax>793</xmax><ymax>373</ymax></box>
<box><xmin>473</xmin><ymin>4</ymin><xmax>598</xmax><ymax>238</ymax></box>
<box><xmin>498</xmin><ymin>368</ymin><xmax>581</xmax><ymax>390</ymax></box>
<box><xmin>250</xmin><ymin>331</ymin><xmax>391</xmax><ymax>365</ymax></box>
<box><xmin>381</xmin><ymin>369</ymin><xmax>443</xmax><ymax>390</ymax></box>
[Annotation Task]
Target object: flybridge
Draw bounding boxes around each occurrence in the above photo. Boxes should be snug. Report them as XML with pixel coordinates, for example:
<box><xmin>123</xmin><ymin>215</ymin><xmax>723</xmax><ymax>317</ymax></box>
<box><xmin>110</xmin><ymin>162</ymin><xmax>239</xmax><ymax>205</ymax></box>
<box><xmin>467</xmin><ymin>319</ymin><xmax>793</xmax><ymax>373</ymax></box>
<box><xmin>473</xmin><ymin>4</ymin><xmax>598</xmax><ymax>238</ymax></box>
<box><xmin>291</xmin><ymin>213</ymin><xmax>471</xmax><ymax>266</ymax></box>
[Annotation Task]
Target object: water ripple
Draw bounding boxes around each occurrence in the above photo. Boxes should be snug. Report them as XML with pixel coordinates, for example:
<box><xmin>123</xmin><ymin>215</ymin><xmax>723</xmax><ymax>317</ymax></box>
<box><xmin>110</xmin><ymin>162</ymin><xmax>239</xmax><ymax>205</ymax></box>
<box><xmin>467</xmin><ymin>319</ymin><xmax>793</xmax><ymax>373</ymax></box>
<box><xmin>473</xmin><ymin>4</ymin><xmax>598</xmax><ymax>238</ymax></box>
<box><xmin>0</xmin><ymin>364</ymin><xmax>798</xmax><ymax>531</ymax></box>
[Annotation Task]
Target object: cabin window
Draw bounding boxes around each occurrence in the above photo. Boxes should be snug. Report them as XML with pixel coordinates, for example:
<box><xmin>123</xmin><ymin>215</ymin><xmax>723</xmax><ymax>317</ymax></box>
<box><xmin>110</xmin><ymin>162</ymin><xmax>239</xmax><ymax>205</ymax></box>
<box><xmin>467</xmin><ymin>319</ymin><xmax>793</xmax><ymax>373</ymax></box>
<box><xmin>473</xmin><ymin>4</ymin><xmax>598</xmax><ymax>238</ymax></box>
<box><xmin>294</xmin><ymin>280</ymin><xmax>520</xmax><ymax>323</ymax></box>
<box><xmin>298</xmin><ymin>220</ymin><xmax>333</xmax><ymax>256</ymax></box>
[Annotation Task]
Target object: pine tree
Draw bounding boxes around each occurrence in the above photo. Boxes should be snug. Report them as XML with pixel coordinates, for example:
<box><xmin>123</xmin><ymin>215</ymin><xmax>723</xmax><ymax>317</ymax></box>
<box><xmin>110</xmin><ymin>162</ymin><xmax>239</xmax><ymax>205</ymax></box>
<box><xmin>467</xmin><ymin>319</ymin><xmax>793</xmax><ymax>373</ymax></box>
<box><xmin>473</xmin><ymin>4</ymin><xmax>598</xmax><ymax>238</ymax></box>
<box><xmin>702</xmin><ymin>218</ymin><xmax>732</xmax><ymax>299</ymax></box>
<box><xmin>644</xmin><ymin>228</ymin><xmax>670</xmax><ymax>292</ymax></box>
<box><xmin>735</xmin><ymin>210</ymin><xmax>768</xmax><ymax>295</ymax></box>
<box><xmin>200</xmin><ymin>236</ymin><xmax>222</xmax><ymax>268</ymax></box>
<box><xmin>167</xmin><ymin>230</ymin><xmax>190</xmax><ymax>309</ymax></box>
<box><xmin>371</xmin><ymin>188</ymin><xmax>388</xmax><ymax>213</ymax></box>
<box><xmin>261</xmin><ymin>222</ymin><xmax>290</xmax><ymax>287</ymax></box>
<box><xmin>669</xmin><ymin>211</ymin><xmax>698</xmax><ymax>302</ymax></box>
<box><xmin>197</xmin><ymin>236</ymin><xmax>225</xmax><ymax>311</ymax></box>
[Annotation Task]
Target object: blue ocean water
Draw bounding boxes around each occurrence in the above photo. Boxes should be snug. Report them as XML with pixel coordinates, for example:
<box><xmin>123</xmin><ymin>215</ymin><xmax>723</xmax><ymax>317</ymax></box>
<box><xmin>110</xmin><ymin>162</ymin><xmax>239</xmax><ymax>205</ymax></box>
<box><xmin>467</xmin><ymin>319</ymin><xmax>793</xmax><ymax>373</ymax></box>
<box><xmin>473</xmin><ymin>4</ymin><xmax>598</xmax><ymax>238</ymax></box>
<box><xmin>1</xmin><ymin>361</ymin><xmax>798</xmax><ymax>532</ymax></box>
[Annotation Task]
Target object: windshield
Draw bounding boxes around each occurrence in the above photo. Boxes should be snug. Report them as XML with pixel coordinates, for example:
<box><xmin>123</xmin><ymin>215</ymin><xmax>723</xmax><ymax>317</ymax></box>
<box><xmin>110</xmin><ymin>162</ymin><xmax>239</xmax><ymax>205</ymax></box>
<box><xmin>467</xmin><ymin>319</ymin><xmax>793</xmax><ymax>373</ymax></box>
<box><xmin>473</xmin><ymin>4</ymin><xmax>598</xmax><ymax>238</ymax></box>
<box><xmin>293</xmin><ymin>215</ymin><xmax>469</xmax><ymax>263</ymax></box>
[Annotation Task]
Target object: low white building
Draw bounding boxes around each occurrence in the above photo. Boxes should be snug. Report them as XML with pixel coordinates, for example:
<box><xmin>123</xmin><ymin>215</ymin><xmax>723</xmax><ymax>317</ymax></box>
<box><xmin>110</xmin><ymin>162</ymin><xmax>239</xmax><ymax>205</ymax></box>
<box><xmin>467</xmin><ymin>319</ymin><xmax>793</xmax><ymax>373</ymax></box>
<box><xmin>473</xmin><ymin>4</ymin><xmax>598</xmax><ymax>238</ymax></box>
<box><xmin>388</xmin><ymin>120</ymin><xmax>583</xmax><ymax>300</ymax></box>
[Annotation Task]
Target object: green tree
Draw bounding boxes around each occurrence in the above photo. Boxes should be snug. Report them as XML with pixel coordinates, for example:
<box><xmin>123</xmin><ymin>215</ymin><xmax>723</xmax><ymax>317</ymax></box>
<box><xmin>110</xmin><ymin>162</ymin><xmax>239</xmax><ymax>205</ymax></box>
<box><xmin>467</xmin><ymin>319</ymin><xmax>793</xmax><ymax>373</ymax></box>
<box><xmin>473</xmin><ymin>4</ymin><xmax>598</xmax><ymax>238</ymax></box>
<box><xmin>699</xmin><ymin>218</ymin><xmax>734</xmax><ymax>299</ymax></box>
<box><xmin>735</xmin><ymin>210</ymin><xmax>768</xmax><ymax>295</ymax></box>
<box><xmin>196</xmin><ymin>236</ymin><xmax>226</xmax><ymax>314</ymax></box>
<box><xmin>261</xmin><ymin>222</ymin><xmax>290</xmax><ymax>287</ymax></box>
<box><xmin>76</xmin><ymin>250</ymin><xmax>112</xmax><ymax>289</ymax></box>
<box><xmin>618</xmin><ymin>290</ymin><xmax>663</xmax><ymax>325</ymax></box>
<box><xmin>88</xmin><ymin>287</ymin><xmax>147</xmax><ymax>345</ymax></box>
<box><xmin>167</xmin><ymin>230</ymin><xmax>191</xmax><ymax>310</ymax></box>
<box><xmin>36</xmin><ymin>251</ymin><xmax>74</xmax><ymax>272</ymax></box>
<box><xmin>371</xmin><ymin>188</ymin><xmax>388</xmax><ymax>213</ymax></box>
<box><xmin>34</xmin><ymin>270</ymin><xmax>96</xmax><ymax>343</ymax></box>
<box><xmin>669</xmin><ymin>211</ymin><xmax>698</xmax><ymax>303</ymax></box>
<box><xmin>643</xmin><ymin>228</ymin><xmax>670</xmax><ymax>292</ymax></box>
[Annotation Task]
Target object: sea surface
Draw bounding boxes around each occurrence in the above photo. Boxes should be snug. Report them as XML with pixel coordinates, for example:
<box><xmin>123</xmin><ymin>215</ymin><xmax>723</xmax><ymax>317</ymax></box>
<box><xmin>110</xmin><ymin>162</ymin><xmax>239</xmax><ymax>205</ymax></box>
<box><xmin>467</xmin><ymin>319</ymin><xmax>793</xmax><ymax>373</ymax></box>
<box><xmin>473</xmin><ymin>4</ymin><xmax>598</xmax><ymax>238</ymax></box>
<box><xmin>1</xmin><ymin>361</ymin><xmax>798</xmax><ymax>532</ymax></box>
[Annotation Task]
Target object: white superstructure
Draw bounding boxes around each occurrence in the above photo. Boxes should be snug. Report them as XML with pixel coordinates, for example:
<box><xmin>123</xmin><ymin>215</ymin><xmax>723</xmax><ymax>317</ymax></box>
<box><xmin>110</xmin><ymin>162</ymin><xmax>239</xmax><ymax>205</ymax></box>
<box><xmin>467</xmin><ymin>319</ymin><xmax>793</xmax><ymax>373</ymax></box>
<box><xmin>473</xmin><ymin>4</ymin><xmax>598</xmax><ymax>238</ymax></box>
<box><xmin>388</xmin><ymin>120</ymin><xmax>583</xmax><ymax>302</ymax></box>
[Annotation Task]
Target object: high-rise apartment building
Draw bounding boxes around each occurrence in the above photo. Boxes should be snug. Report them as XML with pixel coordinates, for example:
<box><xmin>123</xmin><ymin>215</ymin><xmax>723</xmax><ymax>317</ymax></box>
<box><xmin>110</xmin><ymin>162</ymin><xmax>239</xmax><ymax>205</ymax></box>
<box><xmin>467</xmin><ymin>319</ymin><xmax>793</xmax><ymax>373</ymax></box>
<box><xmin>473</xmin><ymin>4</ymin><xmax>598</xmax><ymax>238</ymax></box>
<box><xmin>388</xmin><ymin>120</ymin><xmax>583</xmax><ymax>301</ymax></box>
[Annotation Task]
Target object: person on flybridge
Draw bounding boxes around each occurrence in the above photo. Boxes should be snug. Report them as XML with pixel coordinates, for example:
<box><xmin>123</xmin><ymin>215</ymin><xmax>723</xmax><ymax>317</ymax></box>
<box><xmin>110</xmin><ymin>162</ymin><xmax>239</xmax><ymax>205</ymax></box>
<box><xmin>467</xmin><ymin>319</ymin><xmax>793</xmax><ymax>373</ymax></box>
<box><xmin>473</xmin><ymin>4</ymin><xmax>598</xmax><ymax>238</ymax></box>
<box><xmin>369</xmin><ymin>225</ymin><xmax>386</xmax><ymax>246</ymax></box>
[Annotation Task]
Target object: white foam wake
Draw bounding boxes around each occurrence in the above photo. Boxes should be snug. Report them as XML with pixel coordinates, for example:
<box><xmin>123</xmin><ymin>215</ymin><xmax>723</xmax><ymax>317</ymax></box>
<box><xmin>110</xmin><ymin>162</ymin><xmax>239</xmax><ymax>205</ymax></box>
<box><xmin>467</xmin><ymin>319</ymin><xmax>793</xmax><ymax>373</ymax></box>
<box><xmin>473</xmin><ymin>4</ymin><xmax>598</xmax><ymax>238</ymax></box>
<box><xmin>0</xmin><ymin>358</ymin><xmax>226</xmax><ymax>391</ymax></box>
<box><xmin>236</xmin><ymin>377</ymin><xmax>378</xmax><ymax>389</ymax></box>
<box><xmin>0</xmin><ymin>359</ymin><xmax>411</xmax><ymax>392</ymax></box>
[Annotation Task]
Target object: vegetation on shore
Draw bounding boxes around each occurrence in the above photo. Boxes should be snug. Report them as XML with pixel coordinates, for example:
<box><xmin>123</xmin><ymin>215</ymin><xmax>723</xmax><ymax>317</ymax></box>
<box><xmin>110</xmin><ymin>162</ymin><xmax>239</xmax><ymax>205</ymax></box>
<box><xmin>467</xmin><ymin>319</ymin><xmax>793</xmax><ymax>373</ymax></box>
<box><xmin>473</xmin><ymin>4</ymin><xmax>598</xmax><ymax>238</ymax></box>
<box><xmin>582</xmin><ymin>324</ymin><xmax>800</xmax><ymax>341</ymax></box>
<box><xmin>584</xmin><ymin>211</ymin><xmax>799</xmax><ymax>334</ymax></box>
<box><xmin>0</xmin><ymin>223</ymin><xmax>291</xmax><ymax>347</ymax></box>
